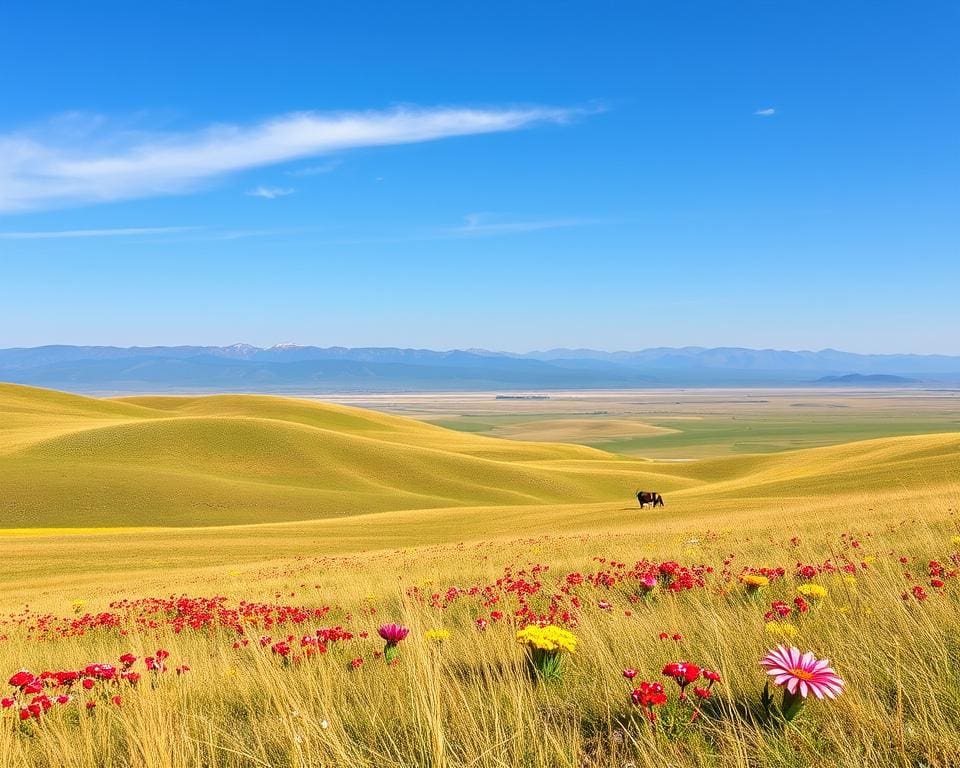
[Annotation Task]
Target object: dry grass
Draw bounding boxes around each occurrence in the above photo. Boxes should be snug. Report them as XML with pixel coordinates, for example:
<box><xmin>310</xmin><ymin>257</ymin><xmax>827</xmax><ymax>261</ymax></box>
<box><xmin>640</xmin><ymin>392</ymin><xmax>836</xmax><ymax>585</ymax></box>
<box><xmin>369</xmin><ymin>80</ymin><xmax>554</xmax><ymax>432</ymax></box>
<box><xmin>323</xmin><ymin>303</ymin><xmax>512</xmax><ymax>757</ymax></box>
<box><xmin>1</xmin><ymin>384</ymin><xmax>959</xmax><ymax>766</ymax></box>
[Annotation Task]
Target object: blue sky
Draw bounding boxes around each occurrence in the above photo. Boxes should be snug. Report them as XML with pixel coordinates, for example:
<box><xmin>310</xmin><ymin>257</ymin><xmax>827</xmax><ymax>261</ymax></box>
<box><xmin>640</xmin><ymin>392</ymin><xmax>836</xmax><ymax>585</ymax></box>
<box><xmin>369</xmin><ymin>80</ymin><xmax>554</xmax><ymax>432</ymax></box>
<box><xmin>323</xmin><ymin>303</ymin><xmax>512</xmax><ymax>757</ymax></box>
<box><xmin>1</xmin><ymin>1</ymin><xmax>957</xmax><ymax>353</ymax></box>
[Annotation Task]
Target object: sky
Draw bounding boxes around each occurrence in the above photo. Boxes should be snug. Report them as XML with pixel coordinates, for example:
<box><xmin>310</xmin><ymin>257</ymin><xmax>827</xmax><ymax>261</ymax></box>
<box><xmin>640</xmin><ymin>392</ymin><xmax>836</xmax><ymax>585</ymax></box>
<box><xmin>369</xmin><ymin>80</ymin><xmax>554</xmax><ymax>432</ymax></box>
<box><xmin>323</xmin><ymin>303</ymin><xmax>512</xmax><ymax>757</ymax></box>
<box><xmin>1</xmin><ymin>1</ymin><xmax>957</xmax><ymax>353</ymax></box>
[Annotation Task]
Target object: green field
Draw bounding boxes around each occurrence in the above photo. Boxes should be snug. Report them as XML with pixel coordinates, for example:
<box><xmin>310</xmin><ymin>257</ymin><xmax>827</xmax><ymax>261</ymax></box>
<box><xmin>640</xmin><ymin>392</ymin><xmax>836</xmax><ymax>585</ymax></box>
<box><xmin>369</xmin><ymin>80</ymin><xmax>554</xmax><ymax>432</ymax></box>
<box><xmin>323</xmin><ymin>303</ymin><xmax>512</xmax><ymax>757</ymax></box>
<box><xmin>356</xmin><ymin>389</ymin><xmax>960</xmax><ymax>458</ymax></box>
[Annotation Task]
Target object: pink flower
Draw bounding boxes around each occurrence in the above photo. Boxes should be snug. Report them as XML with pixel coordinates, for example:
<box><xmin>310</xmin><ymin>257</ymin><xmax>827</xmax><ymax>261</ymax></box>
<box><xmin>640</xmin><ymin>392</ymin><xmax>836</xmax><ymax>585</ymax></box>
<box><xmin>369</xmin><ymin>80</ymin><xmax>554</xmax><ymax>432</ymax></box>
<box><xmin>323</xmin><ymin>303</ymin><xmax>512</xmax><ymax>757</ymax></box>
<box><xmin>377</xmin><ymin>623</ymin><xmax>410</xmax><ymax>644</ymax></box>
<box><xmin>622</xmin><ymin>668</ymin><xmax>638</xmax><ymax>680</ymax></box>
<box><xmin>639</xmin><ymin>574</ymin><xmax>657</xmax><ymax>590</ymax></box>
<box><xmin>761</xmin><ymin>645</ymin><xmax>844</xmax><ymax>700</ymax></box>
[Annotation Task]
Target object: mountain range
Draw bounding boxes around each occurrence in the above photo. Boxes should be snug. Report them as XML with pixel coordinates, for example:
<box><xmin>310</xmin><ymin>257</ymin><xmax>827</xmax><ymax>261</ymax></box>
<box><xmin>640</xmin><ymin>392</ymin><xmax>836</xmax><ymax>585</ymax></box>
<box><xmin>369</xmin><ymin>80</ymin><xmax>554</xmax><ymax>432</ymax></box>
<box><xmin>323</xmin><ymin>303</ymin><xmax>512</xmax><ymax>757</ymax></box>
<box><xmin>1</xmin><ymin>344</ymin><xmax>958</xmax><ymax>393</ymax></box>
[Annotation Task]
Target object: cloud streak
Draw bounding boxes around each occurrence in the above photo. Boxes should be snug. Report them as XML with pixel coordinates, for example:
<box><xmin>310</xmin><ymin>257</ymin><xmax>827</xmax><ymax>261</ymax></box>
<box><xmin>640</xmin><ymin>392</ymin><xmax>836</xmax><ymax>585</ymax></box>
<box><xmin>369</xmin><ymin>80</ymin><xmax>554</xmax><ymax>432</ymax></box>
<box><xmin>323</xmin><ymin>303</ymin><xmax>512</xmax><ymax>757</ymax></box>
<box><xmin>0</xmin><ymin>226</ymin><xmax>196</xmax><ymax>239</ymax></box>
<box><xmin>0</xmin><ymin>106</ymin><xmax>576</xmax><ymax>214</ymax></box>
<box><xmin>754</xmin><ymin>108</ymin><xmax>776</xmax><ymax>116</ymax></box>
<box><xmin>246</xmin><ymin>186</ymin><xmax>295</xmax><ymax>199</ymax></box>
<box><xmin>452</xmin><ymin>213</ymin><xmax>593</xmax><ymax>237</ymax></box>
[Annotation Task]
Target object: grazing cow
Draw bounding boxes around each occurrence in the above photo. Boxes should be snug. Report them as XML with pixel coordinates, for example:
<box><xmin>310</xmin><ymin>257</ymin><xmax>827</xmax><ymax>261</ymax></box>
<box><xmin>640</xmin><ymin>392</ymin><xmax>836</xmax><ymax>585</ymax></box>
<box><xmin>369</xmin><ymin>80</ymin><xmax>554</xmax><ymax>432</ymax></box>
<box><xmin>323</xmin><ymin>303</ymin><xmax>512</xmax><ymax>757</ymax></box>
<box><xmin>636</xmin><ymin>490</ymin><xmax>664</xmax><ymax>509</ymax></box>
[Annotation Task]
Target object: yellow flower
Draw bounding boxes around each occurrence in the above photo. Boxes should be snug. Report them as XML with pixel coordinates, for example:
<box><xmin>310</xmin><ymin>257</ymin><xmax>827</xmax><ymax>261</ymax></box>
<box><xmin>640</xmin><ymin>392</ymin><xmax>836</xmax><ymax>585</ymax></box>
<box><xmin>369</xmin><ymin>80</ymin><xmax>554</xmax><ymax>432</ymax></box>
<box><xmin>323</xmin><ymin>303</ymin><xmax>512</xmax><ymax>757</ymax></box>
<box><xmin>765</xmin><ymin>621</ymin><xmax>799</xmax><ymax>639</ymax></box>
<box><xmin>71</xmin><ymin>600</ymin><xmax>86</xmax><ymax>614</ymax></box>
<box><xmin>516</xmin><ymin>624</ymin><xmax>577</xmax><ymax>654</ymax></box>
<box><xmin>863</xmin><ymin>555</ymin><xmax>877</xmax><ymax>564</ymax></box>
<box><xmin>740</xmin><ymin>574</ymin><xmax>769</xmax><ymax>588</ymax></box>
<box><xmin>952</xmin><ymin>536</ymin><xmax>960</xmax><ymax>547</ymax></box>
<box><xmin>842</xmin><ymin>575</ymin><xmax>857</xmax><ymax>589</ymax></box>
<box><xmin>797</xmin><ymin>584</ymin><xmax>828</xmax><ymax>600</ymax></box>
<box><xmin>425</xmin><ymin>628</ymin><xmax>450</xmax><ymax>642</ymax></box>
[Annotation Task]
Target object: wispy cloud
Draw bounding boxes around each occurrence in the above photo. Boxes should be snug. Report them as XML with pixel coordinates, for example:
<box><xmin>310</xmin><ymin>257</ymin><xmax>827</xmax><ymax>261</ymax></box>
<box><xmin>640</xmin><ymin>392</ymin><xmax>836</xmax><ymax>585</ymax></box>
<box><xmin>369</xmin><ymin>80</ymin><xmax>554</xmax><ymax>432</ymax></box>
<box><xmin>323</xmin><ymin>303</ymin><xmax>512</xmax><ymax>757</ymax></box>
<box><xmin>246</xmin><ymin>186</ymin><xmax>295</xmax><ymax>199</ymax></box>
<box><xmin>0</xmin><ymin>105</ymin><xmax>577</xmax><ymax>214</ymax></box>
<box><xmin>286</xmin><ymin>158</ymin><xmax>343</xmax><ymax>177</ymax></box>
<box><xmin>451</xmin><ymin>213</ymin><xmax>593</xmax><ymax>237</ymax></box>
<box><xmin>753</xmin><ymin>107</ymin><xmax>776</xmax><ymax>116</ymax></box>
<box><xmin>0</xmin><ymin>226</ymin><xmax>197</xmax><ymax>239</ymax></box>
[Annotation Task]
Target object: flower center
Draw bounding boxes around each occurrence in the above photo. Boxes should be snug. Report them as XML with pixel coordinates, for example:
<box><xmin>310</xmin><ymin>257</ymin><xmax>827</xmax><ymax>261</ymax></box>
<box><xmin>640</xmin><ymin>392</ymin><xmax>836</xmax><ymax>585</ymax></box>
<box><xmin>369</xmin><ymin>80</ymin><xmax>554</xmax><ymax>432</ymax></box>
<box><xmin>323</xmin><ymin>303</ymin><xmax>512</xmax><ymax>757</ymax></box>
<box><xmin>789</xmin><ymin>668</ymin><xmax>815</xmax><ymax>681</ymax></box>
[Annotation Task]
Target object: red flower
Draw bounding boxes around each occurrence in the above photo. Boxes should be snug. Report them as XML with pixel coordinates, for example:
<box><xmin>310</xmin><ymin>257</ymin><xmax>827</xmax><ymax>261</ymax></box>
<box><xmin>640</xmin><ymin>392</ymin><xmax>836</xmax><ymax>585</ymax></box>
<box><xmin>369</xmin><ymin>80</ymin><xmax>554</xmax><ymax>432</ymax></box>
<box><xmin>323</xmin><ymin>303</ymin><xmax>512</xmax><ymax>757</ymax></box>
<box><xmin>702</xmin><ymin>669</ymin><xmax>721</xmax><ymax>683</ymax></box>
<box><xmin>9</xmin><ymin>670</ymin><xmax>35</xmax><ymax>688</ymax></box>
<box><xmin>622</xmin><ymin>668</ymin><xmax>638</xmax><ymax>680</ymax></box>
<box><xmin>82</xmin><ymin>678</ymin><xmax>95</xmax><ymax>690</ymax></box>
<box><xmin>630</xmin><ymin>681</ymin><xmax>668</xmax><ymax>721</ymax></box>
<box><xmin>663</xmin><ymin>661</ymin><xmax>700</xmax><ymax>686</ymax></box>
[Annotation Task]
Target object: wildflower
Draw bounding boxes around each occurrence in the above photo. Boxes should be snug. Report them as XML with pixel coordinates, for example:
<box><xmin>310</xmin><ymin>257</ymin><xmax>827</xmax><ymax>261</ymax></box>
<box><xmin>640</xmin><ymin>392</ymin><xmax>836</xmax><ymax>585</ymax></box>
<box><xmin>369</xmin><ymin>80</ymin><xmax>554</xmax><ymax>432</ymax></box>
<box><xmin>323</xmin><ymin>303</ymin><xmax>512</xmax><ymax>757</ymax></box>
<box><xmin>663</xmin><ymin>662</ymin><xmax>701</xmax><ymax>700</ymax></box>
<box><xmin>740</xmin><ymin>573</ymin><xmax>769</xmax><ymax>593</ymax></box>
<box><xmin>765</xmin><ymin>621</ymin><xmax>799</xmax><ymax>639</ymax></box>
<box><xmin>952</xmin><ymin>536</ymin><xmax>960</xmax><ymax>547</ymax></box>
<box><xmin>348</xmin><ymin>657</ymin><xmax>363</xmax><ymax>670</ymax></box>
<box><xmin>378</xmin><ymin>623</ymin><xmax>410</xmax><ymax>663</ymax></box>
<box><xmin>9</xmin><ymin>670</ymin><xmax>36</xmax><ymax>688</ymax></box>
<box><xmin>638</xmin><ymin>574</ymin><xmax>657</xmax><ymax>592</ymax></box>
<box><xmin>425</xmin><ymin>628</ymin><xmax>450</xmax><ymax>643</ymax></box>
<box><xmin>516</xmin><ymin>624</ymin><xmax>577</xmax><ymax>681</ymax></box>
<box><xmin>630</xmin><ymin>681</ymin><xmax>667</xmax><ymax>721</ymax></box>
<box><xmin>702</xmin><ymin>669</ymin><xmax>721</xmax><ymax>684</ymax></box>
<box><xmin>111</xmin><ymin>695</ymin><xmax>122</xmax><ymax>707</ymax></box>
<box><xmin>797</xmin><ymin>584</ymin><xmax>828</xmax><ymax>600</ymax></box>
<box><xmin>761</xmin><ymin>645</ymin><xmax>844</xmax><ymax>721</ymax></box>
<box><xmin>623</xmin><ymin>668</ymin><xmax>638</xmax><ymax>680</ymax></box>
<box><xmin>71</xmin><ymin>600</ymin><xmax>86</xmax><ymax>614</ymax></box>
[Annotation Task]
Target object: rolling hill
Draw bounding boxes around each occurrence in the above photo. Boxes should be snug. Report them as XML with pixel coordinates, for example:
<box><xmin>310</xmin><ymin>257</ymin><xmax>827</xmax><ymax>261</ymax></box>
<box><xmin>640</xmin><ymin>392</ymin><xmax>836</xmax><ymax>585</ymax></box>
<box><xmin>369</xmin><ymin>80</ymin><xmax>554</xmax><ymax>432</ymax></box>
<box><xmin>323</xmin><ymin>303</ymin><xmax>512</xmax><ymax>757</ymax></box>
<box><xmin>1</xmin><ymin>383</ymin><xmax>958</xmax><ymax>531</ymax></box>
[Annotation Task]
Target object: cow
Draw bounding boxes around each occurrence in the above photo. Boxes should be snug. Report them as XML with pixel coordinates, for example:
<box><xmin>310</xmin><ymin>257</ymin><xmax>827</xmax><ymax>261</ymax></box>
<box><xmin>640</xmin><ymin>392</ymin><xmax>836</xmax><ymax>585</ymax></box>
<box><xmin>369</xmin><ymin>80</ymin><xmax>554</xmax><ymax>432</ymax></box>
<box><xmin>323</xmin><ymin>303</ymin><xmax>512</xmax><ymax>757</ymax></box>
<box><xmin>636</xmin><ymin>490</ymin><xmax>664</xmax><ymax>509</ymax></box>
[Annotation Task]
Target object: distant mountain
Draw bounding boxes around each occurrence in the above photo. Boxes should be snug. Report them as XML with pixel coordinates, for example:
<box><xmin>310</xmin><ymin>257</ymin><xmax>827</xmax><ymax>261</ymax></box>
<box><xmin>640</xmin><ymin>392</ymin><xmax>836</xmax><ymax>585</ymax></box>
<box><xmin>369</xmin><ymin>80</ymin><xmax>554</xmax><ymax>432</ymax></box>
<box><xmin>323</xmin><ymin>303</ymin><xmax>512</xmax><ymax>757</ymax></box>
<box><xmin>1</xmin><ymin>344</ymin><xmax>958</xmax><ymax>393</ymax></box>
<box><xmin>814</xmin><ymin>374</ymin><xmax>921</xmax><ymax>386</ymax></box>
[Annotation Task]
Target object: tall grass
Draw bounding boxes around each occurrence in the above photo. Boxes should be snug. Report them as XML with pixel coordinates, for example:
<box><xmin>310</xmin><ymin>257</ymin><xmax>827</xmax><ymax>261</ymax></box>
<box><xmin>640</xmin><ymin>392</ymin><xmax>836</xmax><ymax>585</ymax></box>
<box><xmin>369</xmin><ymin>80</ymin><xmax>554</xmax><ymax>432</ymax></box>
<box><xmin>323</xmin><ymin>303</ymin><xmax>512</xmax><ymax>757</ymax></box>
<box><xmin>2</xmin><ymin>503</ymin><xmax>958</xmax><ymax>767</ymax></box>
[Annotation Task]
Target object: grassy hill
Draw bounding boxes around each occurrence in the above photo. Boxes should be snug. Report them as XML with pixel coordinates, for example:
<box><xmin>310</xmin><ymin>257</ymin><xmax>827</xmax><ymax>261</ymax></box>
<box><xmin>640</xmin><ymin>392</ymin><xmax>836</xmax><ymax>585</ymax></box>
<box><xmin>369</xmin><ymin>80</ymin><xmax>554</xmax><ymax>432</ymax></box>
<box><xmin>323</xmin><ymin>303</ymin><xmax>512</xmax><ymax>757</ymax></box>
<box><xmin>0</xmin><ymin>383</ymin><xmax>957</xmax><ymax>529</ymax></box>
<box><xmin>0</xmin><ymin>384</ymin><xmax>693</xmax><ymax>527</ymax></box>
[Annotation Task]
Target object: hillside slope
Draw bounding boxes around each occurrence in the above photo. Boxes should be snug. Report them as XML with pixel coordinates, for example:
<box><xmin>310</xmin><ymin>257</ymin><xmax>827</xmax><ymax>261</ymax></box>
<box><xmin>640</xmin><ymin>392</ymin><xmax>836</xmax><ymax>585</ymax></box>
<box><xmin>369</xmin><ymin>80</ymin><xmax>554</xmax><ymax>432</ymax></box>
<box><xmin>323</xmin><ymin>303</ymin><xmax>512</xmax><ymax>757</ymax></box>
<box><xmin>0</xmin><ymin>385</ymin><xmax>686</xmax><ymax>527</ymax></box>
<box><xmin>0</xmin><ymin>383</ymin><xmax>956</xmax><ymax>528</ymax></box>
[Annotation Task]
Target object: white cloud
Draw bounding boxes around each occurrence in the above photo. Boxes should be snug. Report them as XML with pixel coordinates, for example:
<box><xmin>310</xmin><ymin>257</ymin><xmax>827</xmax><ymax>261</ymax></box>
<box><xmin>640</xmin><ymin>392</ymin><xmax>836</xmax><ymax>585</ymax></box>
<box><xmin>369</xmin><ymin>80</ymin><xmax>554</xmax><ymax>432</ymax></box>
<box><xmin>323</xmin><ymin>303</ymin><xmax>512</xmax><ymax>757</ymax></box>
<box><xmin>246</xmin><ymin>186</ymin><xmax>295</xmax><ymax>199</ymax></box>
<box><xmin>754</xmin><ymin>108</ymin><xmax>776</xmax><ymax>116</ymax></box>
<box><xmin>453</xmin><ymin>213</ymin><xmax>592</xmax><ymax>236</ymax></box>
<box><xmin>0</xmin><ymin>226</ymin><xmax>196</xmax><ymax>239</ymax></box>
<box><xmin>0</xmin><ymin>105</ymin><xmax>576</xmax><ymax>214</ymax></box>
<box><xmin>286</xmin><ymin>158</ymin><xmax>342</xmax><ymax>177</ymax></box>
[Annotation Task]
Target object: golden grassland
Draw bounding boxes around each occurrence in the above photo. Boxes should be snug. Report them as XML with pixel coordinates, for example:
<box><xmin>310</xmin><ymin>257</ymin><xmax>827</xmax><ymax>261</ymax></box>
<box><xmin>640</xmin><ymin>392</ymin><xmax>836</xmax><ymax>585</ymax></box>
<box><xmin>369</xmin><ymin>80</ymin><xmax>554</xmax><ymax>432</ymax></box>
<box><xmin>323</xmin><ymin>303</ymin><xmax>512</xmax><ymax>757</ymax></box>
<box><xmin>1</xmin><ymin>383</ymin><xmax>959</xmax><ymax>766</ymax></box>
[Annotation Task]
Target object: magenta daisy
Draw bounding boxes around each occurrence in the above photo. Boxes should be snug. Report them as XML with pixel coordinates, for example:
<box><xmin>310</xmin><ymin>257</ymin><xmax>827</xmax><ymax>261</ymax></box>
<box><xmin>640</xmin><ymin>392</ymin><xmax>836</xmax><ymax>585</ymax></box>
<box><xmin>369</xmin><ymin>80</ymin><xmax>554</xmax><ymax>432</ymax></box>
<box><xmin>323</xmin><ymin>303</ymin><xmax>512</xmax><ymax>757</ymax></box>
<box><xmin>761</xmin><ymin>645</ymin><xmax>844</xmax><ymax>700</ymax></box>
